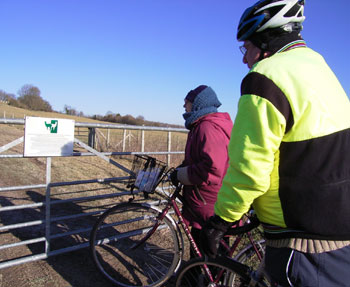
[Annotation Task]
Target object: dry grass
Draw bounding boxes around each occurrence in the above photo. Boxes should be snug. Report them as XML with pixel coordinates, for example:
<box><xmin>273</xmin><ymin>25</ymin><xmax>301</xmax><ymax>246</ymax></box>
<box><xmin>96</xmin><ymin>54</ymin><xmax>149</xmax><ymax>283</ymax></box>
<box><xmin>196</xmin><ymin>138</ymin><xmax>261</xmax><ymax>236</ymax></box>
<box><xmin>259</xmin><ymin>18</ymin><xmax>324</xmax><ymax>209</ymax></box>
<box><xmin>0</xmin><ymin>104</ymin><xmax>186</xmax><ymax>287</ymax></box>
<box><xmin>0</xmin><ymin>102</ymin><xmax>187</xmax><ymax>166</ymax></box>
<box><xmin>0</xmin><ymin>102</ymin><xmax>104</xmax><ymax>123</ymax></box>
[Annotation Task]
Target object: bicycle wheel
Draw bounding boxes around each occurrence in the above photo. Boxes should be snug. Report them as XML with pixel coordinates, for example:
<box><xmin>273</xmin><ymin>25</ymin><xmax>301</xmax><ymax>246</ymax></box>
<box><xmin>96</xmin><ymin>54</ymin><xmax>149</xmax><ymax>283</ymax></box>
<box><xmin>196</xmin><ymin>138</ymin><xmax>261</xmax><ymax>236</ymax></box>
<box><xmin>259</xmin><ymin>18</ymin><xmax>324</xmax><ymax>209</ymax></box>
<box><xmin>235</xmin><ymin>239</ymin><xmax>265</xmax><ymax>270</ymax></box>
<box><xmin>175</xmin><ymin>256</ymin><xmax>253</xmax><ymax>287</ymax></box>
<box><xmin>90</xmin><ymin>202</ymin><xmax>182</xmax><ymax>287</ymax></box>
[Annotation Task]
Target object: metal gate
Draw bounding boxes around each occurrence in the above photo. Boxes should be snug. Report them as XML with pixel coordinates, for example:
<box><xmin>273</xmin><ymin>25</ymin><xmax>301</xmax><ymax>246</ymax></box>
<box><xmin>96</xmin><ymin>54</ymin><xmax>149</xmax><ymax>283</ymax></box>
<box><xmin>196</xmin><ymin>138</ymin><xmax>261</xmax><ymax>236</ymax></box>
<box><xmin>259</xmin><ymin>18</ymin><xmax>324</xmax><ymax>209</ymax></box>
<box><xmin>0</xmin><ymin>118</ymin><xmax>186</xmax><ymax>269</ymax></box>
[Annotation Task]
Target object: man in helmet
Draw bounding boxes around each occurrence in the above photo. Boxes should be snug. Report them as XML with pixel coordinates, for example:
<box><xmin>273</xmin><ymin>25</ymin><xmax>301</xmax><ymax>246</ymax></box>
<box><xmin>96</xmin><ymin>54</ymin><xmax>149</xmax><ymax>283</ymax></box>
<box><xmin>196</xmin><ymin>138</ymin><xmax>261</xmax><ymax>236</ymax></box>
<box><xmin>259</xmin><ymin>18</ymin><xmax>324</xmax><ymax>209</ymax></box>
<box><xmin>200</xmin><ymin>0</ymin><xmax>350</xmax><ymax>285</ymax></box>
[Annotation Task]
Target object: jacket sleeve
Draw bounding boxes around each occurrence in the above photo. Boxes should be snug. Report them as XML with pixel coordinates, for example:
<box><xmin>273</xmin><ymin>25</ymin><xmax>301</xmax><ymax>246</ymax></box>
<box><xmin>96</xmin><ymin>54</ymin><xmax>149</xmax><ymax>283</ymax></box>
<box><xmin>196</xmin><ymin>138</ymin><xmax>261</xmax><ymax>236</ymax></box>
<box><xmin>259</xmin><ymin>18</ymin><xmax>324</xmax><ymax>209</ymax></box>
<box><xmin>214</xmin><ymin>94</ymin><xmax>286</xmax><ymax>222</ymax></box>
<box><xmin>187</xmin><ymin>121</ymin><xmax>230</xmax><ymax>186</ymax></box>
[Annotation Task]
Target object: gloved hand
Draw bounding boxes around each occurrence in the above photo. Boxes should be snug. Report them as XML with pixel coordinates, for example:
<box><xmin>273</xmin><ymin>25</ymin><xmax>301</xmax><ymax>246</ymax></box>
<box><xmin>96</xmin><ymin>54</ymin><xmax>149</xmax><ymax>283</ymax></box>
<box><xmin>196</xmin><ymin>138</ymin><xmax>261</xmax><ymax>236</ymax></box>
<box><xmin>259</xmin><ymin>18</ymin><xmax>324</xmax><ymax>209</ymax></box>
<box><xmin>170</xmin><ymin>169</ymin><xmax>179</xmax><ymax>186</ymax></box>
<box><xmin>200</xmin><ymin>215</ymin><xmax>234</xmax><ymax>258</ymax></box>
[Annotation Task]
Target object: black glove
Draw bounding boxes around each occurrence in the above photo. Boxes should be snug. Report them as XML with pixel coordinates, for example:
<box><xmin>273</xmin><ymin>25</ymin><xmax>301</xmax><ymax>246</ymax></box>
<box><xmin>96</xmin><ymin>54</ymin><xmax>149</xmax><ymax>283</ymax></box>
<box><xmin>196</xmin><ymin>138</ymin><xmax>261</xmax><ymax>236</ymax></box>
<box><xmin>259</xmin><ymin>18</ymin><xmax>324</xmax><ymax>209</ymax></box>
<box><xmin>170</xmin><ymin>169</ymin><xmax>179</xmax><ymax>186</ymax></box>
<box><xmin>200</xmin><ymin>215</ymin><xmax>234</xmax><ymax>258</ymax></box>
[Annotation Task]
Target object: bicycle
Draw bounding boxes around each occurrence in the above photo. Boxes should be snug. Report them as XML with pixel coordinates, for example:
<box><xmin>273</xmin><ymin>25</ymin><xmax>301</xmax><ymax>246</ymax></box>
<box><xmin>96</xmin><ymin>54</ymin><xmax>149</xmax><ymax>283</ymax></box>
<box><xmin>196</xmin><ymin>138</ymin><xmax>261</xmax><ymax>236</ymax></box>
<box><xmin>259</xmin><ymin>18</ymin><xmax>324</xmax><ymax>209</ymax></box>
<box><xmin>89</xmin><ymin>155</ymin><xmax>265</xmax><ymax>287</ymax></box>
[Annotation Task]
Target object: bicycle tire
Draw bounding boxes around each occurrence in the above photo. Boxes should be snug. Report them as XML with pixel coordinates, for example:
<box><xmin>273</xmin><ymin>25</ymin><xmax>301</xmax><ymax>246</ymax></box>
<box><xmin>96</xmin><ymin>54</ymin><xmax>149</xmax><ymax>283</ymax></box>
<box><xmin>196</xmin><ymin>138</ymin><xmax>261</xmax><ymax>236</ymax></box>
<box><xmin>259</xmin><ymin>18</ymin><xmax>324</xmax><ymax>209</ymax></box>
<box><xmin>234</xmin><ymin>239</ymin><xmax>265</xmax><ymax>270</ymax></box>
<box><xmin>90</xmin><ymin>202</ymin><xmax>181</xmax><ymax>287</ymax></box>
<box><xmin>175</xmin><ymin>256</ymin><xmax>253</xmax><ymax>287</ymax></box>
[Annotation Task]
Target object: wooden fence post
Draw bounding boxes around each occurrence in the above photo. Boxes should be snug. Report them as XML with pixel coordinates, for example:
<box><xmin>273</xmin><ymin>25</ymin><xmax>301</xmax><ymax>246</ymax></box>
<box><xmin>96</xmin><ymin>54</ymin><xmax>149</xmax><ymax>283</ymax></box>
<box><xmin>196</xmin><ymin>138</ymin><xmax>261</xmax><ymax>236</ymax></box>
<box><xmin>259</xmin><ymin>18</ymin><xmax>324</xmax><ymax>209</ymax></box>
<box><xmin>167</xmin><ymin>131</ymin><xmax>171</xmax><ymax>166</ymax></box>
<box><xmin>122</xmin><ymin>129</ymin><xmax>126</xmax><ymax>152</ymax></box>
<box><xmin>107</xmin><ymin>129</ymin><xmax>110</xmax><ymax>149</ymax></box>
<box><xmin>141</xmin><ymin>129</ymin><xmax>145</xmax><ymax>153</ymax></box>
<box><xmin>88</xmin><ymin>128</ymin><xmax>96</xmax><ymax>149</ymax></box>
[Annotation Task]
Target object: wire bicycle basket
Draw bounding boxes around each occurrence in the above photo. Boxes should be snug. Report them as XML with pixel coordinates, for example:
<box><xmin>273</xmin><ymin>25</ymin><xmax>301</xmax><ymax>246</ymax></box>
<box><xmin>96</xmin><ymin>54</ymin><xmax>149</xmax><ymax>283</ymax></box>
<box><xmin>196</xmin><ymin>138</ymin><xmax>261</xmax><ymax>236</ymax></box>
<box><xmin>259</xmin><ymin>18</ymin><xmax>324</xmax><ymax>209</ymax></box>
<box><xmin>127</xmin><ymin>155</ymin><xmax>167</xmax><ymax>195</ymax></box>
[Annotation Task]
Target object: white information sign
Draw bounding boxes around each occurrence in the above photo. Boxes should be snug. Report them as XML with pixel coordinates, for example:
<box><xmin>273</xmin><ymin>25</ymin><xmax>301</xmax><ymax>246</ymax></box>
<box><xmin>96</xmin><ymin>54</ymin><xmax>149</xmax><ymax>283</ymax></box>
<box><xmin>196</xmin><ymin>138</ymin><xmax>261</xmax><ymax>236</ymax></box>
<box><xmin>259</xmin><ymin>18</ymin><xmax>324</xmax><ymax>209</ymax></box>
<box><xmin>24</xmin><ymin>116</ymin><xmax>75</xmax><ymax>157</ymax></box>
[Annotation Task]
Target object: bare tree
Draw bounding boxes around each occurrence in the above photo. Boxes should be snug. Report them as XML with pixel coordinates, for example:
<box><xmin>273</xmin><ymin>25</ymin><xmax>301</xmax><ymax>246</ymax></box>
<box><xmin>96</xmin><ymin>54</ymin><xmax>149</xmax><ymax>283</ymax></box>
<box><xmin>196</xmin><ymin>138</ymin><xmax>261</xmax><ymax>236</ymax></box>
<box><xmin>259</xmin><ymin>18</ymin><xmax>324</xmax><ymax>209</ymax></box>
<box><xmin>0</xmin><ymin>90</ymin><xmax>15</xmax><ymax>102</ymax></box>
<box><xmin>64</xmin><ymin>105</ymin><xmax>78</xmax><ymax>115</ymax></box>
<box><xmin>17</xmin><ymin>84</ymin><xmax>52</xmax><ymax>112</ymax></box>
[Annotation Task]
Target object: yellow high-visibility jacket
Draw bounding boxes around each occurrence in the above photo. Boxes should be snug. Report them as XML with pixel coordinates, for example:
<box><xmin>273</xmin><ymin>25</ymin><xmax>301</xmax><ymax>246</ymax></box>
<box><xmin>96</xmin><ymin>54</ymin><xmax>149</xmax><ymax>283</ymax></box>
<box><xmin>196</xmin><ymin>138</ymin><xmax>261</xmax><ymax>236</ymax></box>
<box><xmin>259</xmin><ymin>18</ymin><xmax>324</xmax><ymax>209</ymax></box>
<box><xmin>215</xmin><ymin>44</ymin><xmax>350</xmax><ymax>240</ymax></box>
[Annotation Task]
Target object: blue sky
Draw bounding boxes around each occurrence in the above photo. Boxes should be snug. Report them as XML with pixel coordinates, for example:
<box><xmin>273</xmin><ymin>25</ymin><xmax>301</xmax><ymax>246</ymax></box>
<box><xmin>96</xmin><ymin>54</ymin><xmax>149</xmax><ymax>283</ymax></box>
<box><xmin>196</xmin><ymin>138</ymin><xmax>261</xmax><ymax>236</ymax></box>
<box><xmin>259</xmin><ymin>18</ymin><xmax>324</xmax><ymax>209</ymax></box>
<box><xmin>1</xmin><ymin>1</ymin><xmax>349</xmax><ymax>125</ymax></box>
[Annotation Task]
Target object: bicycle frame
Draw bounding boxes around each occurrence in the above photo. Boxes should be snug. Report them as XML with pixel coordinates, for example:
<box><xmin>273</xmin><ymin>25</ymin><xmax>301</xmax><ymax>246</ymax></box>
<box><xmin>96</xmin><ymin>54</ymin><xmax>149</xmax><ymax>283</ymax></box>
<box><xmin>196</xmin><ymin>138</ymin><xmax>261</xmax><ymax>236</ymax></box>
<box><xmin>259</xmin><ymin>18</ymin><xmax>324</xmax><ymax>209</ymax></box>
<box><xmin>129</xmin><ymin>183</ymin><xmax>264</xmax><ymax>277</ymax></box>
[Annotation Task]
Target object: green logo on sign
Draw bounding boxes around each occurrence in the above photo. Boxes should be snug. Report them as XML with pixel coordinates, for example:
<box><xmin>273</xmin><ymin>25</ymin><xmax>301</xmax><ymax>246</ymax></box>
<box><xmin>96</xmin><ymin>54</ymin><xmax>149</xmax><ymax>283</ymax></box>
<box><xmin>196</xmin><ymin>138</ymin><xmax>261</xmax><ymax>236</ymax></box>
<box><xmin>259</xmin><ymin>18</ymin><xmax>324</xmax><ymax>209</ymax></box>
<box><xmin>45</xmin><ymin>120</ymin><xmax>58</xmax><ymax>133</ymax></box>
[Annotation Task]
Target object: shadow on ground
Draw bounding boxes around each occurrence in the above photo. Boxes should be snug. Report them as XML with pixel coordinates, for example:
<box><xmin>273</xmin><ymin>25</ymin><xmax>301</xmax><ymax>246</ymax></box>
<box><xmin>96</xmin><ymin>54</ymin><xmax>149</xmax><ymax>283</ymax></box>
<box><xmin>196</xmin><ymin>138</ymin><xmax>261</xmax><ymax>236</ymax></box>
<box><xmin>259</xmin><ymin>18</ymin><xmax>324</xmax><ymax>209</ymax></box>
<box><xmin>0</xmin><ymin>190</ymin><xmax>117</xmax><ymax>287</ymax></box>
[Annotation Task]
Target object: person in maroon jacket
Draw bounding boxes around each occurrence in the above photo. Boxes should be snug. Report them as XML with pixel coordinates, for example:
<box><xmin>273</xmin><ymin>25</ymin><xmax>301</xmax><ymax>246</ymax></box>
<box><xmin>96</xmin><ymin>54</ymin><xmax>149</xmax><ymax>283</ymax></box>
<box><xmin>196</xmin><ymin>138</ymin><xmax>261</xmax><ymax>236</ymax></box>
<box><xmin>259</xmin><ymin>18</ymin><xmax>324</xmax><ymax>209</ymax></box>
<box><xmin>170</xmin><ymin>85</ymin><xmax>233</xmax><ymax>254</ymax></box>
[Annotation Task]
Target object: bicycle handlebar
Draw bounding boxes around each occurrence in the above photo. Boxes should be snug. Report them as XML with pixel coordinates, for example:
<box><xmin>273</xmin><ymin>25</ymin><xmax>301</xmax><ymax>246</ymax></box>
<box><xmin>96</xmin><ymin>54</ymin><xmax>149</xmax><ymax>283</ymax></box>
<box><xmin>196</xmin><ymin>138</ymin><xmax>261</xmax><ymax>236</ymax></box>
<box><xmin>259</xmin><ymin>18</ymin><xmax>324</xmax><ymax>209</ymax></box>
<box><xmin>225</xmin><ymin>215</ymin><xmax>260</xmax><ymax>236</ymax></box>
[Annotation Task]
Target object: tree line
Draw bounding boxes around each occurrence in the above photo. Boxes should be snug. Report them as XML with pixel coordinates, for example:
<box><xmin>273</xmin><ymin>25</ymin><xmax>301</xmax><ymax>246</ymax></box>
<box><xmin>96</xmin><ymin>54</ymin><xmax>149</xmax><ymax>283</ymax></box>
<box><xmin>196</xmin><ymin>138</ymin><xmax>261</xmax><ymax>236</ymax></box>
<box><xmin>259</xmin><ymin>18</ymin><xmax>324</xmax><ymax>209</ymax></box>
<box><xmin>0</xmin><ymin>84</ymin><xmax>182</xmax><ymax>128</ymax></box>
<box><xmin>0</xmin><ymin>84</ymin><xmax>52</xmax><ymax>112</ymax></box>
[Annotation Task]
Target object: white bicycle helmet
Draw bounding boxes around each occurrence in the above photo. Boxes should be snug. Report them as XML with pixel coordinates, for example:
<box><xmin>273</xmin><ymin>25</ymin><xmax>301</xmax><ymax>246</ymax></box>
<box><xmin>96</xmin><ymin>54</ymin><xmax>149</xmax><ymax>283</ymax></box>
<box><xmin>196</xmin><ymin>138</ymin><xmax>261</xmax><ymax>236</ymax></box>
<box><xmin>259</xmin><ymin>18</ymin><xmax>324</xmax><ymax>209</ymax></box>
<box><xmin>237</xmin><ymin>0</ymin><xmax>305</xmax><ymax>41</ymax></box>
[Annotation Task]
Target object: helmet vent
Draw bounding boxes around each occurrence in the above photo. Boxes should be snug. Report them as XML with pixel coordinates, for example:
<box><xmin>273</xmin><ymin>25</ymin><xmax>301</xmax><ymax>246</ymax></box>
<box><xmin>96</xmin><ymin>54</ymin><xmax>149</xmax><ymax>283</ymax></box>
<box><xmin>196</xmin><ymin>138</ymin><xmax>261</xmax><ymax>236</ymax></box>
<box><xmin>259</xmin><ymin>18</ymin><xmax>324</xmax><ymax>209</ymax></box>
<box><xmin>268</xmin><ymin>6</ymin><xmax>284</xmax><ymax>19</ymax></box>
<box><xmin>284</xmin><ymin>3</ymin><xmax>303</xmax><ymax>17</ymax></box>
